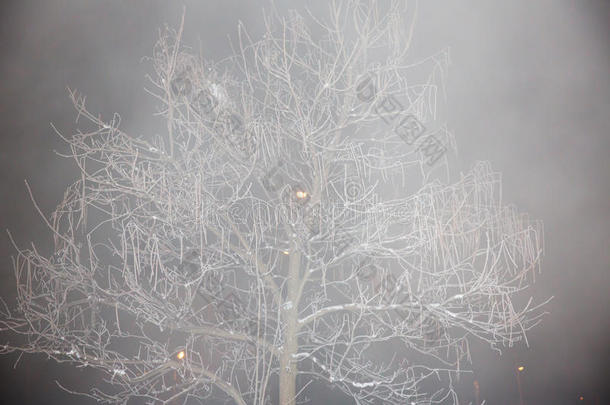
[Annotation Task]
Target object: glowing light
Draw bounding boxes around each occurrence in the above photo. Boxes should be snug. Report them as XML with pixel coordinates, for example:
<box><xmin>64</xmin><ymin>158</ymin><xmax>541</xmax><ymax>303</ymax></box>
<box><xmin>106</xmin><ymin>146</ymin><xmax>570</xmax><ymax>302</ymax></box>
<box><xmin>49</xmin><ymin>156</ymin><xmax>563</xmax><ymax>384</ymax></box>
<box><xmin>579</xmin><ymin>396</ymin><xmax>584</xmax><ymax>401</ymax></box>
<box><xmin>176</xmin><ymin>350</ymin><xmax>185</xmax><ymax>360</ymax></box>
<box><xmin>282</xmin><ymin>250</ymin><xmax>290</xmax><ymax>255</ymax></box>
<box><xmin>295</xmin><ymin>190</ymin><xmax>308</xmax><ymax>199</ymax></box>
<box><xmin>517</xmin><ymin>366</ymin><xmax>524</xmax><ymax>372</ymax></box>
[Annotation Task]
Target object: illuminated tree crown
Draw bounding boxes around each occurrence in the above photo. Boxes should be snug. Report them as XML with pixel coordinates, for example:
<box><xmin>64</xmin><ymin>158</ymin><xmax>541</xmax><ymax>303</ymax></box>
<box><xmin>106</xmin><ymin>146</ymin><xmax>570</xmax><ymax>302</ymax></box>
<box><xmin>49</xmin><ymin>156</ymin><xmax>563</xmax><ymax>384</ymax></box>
<box><xmin>1</xmin><ymin>2</ymin><xmax>546</xmax><ymax>404</ymax></box>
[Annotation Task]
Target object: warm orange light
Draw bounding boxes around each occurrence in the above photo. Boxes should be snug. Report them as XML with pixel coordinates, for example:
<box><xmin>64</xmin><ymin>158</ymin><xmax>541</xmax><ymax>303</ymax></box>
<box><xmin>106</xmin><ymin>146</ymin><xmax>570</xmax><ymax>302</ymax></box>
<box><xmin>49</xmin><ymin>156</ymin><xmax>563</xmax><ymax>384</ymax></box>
<box><xmin>517</xmin><ymin>366</ymin><xmax>524</xmax><ymax>372</ymax></box>
<box><xmin>295</xmin><ymin>190</ymin><xmax>308</xmax><ymax>199</ymax></box>
<box><xmin>579</xmin><ymin>396</ymin><xmax>584</xmax><ymax>401</ymax></box>
<box><xmin>176</xmin><ymin>350</ymin><xmax>185</xmax><ymax>360</ymax></box>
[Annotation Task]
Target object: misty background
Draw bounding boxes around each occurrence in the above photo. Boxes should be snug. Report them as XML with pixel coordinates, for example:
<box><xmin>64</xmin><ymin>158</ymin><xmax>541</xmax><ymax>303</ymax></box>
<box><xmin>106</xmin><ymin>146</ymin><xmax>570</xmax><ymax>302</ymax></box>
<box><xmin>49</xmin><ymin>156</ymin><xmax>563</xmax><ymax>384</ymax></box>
<box><xmin>0</xmin><ymin>1</ymin><xmax>608</xmax><ymax>404</ymax></box>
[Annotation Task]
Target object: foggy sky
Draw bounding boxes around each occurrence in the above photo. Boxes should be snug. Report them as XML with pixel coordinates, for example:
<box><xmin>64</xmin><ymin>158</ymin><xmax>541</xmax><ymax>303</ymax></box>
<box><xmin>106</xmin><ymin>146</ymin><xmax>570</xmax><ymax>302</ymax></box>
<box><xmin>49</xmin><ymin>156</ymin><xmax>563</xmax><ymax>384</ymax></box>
<box><xmin>0</xmin><ymin>1</ymin><xmax>608</xmax><ymax>404</ymax></box>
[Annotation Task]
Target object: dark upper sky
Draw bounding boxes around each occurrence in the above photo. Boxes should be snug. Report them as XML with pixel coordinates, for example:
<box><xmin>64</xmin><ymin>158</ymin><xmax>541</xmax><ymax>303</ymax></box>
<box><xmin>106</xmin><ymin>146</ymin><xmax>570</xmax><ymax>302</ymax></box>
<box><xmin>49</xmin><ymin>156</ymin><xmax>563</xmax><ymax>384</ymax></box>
<box><xmin>0</xmin><ymin>1</ymin><xmax>608</xmax><ymax>404</ymax></box>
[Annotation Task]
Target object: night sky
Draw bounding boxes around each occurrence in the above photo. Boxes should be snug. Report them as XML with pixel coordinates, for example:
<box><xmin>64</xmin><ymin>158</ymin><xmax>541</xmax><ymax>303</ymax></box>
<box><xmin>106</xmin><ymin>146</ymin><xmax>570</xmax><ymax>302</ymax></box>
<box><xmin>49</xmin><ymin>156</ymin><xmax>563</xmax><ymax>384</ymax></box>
<box><xmin>0</xmin><ymin>1</ymin><xmax>608</xmax><ymax>404</ymax></box>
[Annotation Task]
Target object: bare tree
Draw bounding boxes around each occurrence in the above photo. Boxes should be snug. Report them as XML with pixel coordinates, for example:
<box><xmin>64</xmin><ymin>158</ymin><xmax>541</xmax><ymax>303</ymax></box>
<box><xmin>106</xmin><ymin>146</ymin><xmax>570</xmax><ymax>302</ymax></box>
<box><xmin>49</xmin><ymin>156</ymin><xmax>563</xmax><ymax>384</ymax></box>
<box><xmin>1</xmin><ymin>1</ymin><xmax>548</xmax><ymax>404</ymax></box>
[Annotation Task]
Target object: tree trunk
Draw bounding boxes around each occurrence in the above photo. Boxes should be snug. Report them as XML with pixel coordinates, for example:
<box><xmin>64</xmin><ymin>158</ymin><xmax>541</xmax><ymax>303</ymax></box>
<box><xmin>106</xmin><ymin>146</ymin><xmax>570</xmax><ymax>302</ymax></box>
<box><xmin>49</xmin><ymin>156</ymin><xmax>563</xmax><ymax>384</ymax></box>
<box><xmin>279</xmin><ymin>326</ymin><xmax>297</xmax><ymax>405</ymax></box>
<box><xmin>279</xmin><ymin>248</ymin><xmax>300</xmax><ymax>405</ymax></box>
